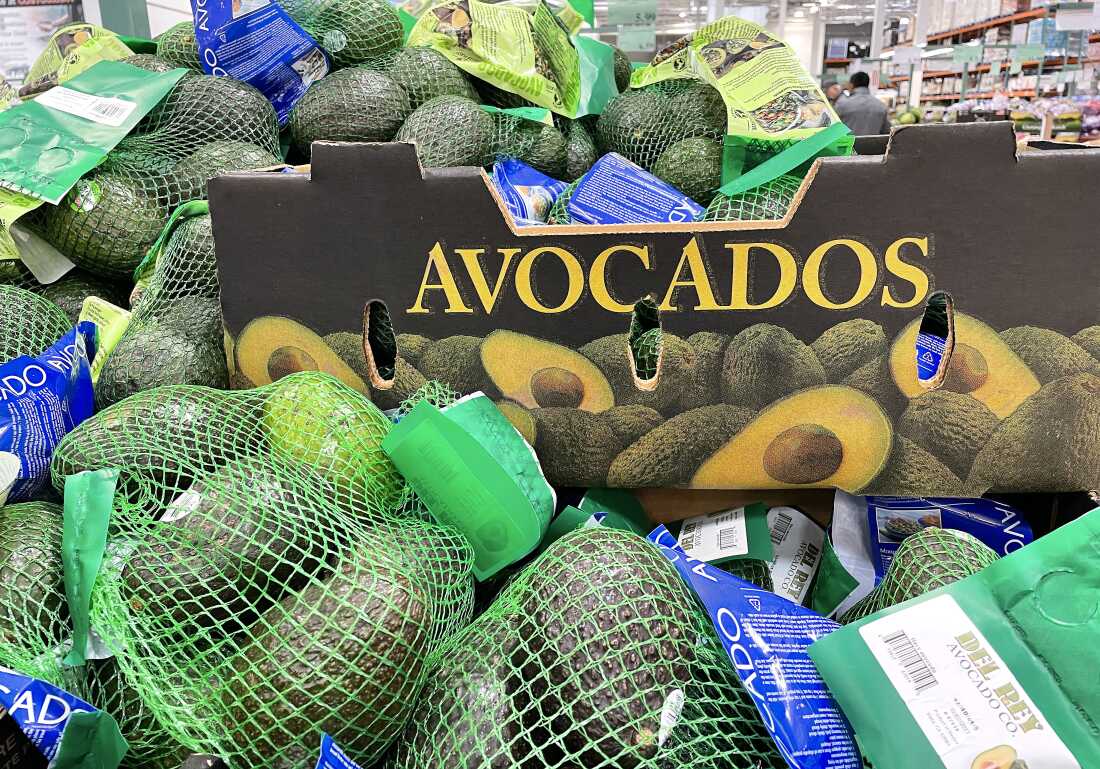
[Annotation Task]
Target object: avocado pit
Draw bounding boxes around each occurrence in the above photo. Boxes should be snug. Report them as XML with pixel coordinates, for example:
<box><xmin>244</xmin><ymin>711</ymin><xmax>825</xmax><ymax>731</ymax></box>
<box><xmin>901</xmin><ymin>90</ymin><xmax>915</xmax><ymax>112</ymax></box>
<box><xmin>941</xmin><ymin>343</ymin><xmax>988</xmax><ymax>394</ymax></box>
<box><xmin>531</xmin><ymin>366</ymin><xmax>585</xmax><ymax>408</ymax></box>
<box><xmin>762</xmin><ymin>424</ymin><xmax>844</xmax><ymax>484</ymax></box>
<box><xmin>268</xmin><ymin>346</ymin><xmax>317</xmax><ymax>380</ymax></box>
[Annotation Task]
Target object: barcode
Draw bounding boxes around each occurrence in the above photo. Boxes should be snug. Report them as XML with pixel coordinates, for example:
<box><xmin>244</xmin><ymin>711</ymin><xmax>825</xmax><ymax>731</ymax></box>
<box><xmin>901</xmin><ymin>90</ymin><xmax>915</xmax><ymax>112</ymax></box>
<box><xmin>92</xmin><ymin>99</ymin><xmax>127</xmax><ymax>120</ymax></box>
<box><xmin>771</xmin><ymin>510</ymin><xmax>793</xmax><ymax>546</ymax></box>
<box><xmin>883</xmin><ymin>629</ymin><xmax>938</xmax><ymax>694</ymax></box>
<box><xmin>718</xmin><ymin>527</ymin><xmax>740</xmax><ymax>551</ymax></box>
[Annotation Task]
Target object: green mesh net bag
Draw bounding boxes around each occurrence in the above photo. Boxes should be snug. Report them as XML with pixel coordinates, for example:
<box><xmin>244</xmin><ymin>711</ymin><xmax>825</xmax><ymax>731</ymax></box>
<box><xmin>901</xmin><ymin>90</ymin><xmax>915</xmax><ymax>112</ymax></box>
<box><xmin>388</xmin><ymin>527</ymin><xmax>786</xmax><ymax>769</ymax></box>
<box><xmin>288</xmin><ymin>67</ymin><xmax>412</xmax><ymax>158</ymax></box>
<box><xmin>0</xmin><ymin>258</ymin><xmax>38</xmax><ymax>290</ymax></box>
<box><xmin>395</xmin><ymin>95</ymin><xmax>494</xmax><ymax>168</ymax></box>
<box><xmin>96</xmin><ymin>211</ymin><xmax>228</xmax><ymax>409</ymax></box>
<box><xmin>701</xmin><ymin>174</ymin><xmax>802</xmax><ymax>222</ymax></box>
<box><xmin>547</xmin><ymin>180</ymin><xmax>578</xmax><ymax>224</ymax></box>
<box><xmin>41</xmin><ymin>269</ymin><xmax>131</xmax><ymax>324</ymax></box>
<box><xmin>0</xmin><ymin>285</ymin><xmax>71</xmax><ymax>361</ymax></box>
<box><xmin>122</xmin><ymin>53</ymin><xmax>178</xmax><ymax>73</ymax></box>
<box><xmin>282</xmin><ymin>0</ymin><xmax>404</xmax><ymax>69</ymax></box>
<box><xmin>563</xmin><ymin>119</ymin><xmax>597</xmax><ymax>181</ymax></box>
<box><xmin>490</xmin><ymin>114</ymin><xmax>568</xmax><ymax>178</ymax></box>
<box><xmin>29</xmin><ymin>74</ymin><xmax>280</xmax><ymax>280</ymax></box>
<box><xmin>384</xmin><ymin>46</ymin><xmax>479</xmax><ymax>109</ymax></box>
<box><xmin>155</xmin><ymin>22</ymin><xmax>202</xmax><ymax>71</ymax></box>
<box><xmin>840</xmin><ymin>528</ymin><xmax>998</xmax><ymax>624</ymax></box>
<box><xmin>652</xmin><ymin>136</ymin><xmax>722</xmax><ymax>204</ymax></box>
<box><xmin>49</xmin><ymin>373</ymin><xmax>474</xmax><ymax>767</ymax></box>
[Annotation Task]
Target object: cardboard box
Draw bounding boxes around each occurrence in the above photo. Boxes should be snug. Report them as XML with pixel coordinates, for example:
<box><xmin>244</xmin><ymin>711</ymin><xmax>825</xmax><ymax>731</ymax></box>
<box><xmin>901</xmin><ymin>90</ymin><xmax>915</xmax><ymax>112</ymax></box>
<box><xmin>210</xmin><ymin>122</ymin><xmax>1100</xmax><ymax>496</ymax></box>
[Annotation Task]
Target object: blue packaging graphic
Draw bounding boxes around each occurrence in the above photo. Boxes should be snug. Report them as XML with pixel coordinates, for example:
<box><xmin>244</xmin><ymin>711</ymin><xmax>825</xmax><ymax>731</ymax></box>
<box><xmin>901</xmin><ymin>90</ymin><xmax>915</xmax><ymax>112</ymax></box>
<box><xmin>191</xmin><ymin>1</ymin><xmax>330</xmax><ymax>123</ymax></box>
<box><xmin>914</xmin><ymin>330</ymin><xmax>945</xmax><ymax>383</ymax></box>
<box><xmin>315</xmin><ymin>733</ymin><xmax>364</xmax><ymax>769</ymax></box>
<box><xmin>0</xmin><ymin>322</ymin><xmax>95</xmax><ymax>502</ymax></box>
<box><xmin>491</xmin><ymin>157</ymin><xmax>567</xmax><ymax>226</ymax></box>
<box><xmin>648</xmin><ymin>526</ymin><xmax>861</xmax><ymax>769</ymax></box>
<box><xmin>0</xmin><ymin>667</ymin><xmax>99</xmax><ymax>761</ymax></box>
<box><xmin>568</xmin><ymin>153</ymin><xmax>704</xmax><ymax>224</ymax></box>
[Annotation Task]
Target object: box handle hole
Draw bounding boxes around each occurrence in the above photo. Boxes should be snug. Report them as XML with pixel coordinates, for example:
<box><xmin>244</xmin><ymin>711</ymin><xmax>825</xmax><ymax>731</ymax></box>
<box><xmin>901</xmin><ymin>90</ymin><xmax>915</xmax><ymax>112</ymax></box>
<box><xmin>362</xmin><ymin>300</ymin><xmax>397</xmax><ymax>388</ymax></box>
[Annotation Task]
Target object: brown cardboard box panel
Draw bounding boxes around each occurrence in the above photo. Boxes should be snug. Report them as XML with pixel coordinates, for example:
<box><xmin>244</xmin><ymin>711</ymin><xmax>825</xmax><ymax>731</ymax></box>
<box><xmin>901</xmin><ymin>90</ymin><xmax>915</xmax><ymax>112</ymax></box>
<box><xmin>210</xmin><ymin>122</ymin><xmax>1100</xmax><ymax>495</ymax></box>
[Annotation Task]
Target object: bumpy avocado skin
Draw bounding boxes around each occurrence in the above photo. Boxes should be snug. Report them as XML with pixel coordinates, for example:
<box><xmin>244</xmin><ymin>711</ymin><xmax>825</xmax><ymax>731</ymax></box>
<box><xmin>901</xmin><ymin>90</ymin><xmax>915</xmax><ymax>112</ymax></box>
<box><xmin>40</xmin><ymin>270</ymin><xmax>130</xmax><ymax>323</ymax></box>
<box><xmin>395</xmin><ymin>96</ymin><xmax>494</xmax><ymax>168</ymax></box>
<box><xmin>289</xmin><ymin>68</ymin><xmax>411</xmax><ymax>156</ymax></box>
<box><xmin>676</xmin><ymin>331</ymin><xmax>729</xmax><ymax>412</ymax></box>
<box><xmin>0</xmin><ymin>503</ymin><xmax>66</xmax><ymax>650</ymax></box>
<box><xmin>324</xmin><ymin>331</ymin><xmax>427</xmax><ymax>410</ymax></box>
<box><xmin>564</xmin><ymin>121</ymin><xmax>598</xmax><ymax>181</ymax></box>
<box><xmin>999</xmin><ymin>326</ymin><xmax>1100</xmax><ymax>384</ymax></box>
<box><xmin>842</xmin><ymin>356</ymin><xmax>908</xmax><ymax>419</ymax></box>
<box><xmin>897</xmin><ymin>391</ymin><xmax>999</xmax><ymax>479</ymax></box>
<box><xmin>532</xmin><ymin>408</ymin><xmax>622</xmax><ymax>487</ymax></box>
<box><xmin>580</xmin><ymin>333</ymin><xmax>695</xmax><ymax>415</ymax></box>
<box><xmin>387</xmin><ymin>46</ymin><xmax>479</xmax><ymax>109</ymax></box>
<box><xmin>596</xmin><ymin>90</ymin><xmax>678</xmax><ymax>170</ymax></box>
<box><xmin>1071</xmin><ymin>325</ymin><xmax>1100</xmax><ymax>361</ymax></box>
<box><xmin>607</xmin><ymin>405</ymin><xmax>755</xmax><ymax>487</ymax></box>
<box><xmin>722</xmin><ymin>324</ymin><xmax>826</xmax><ymax>410</ymax></box>
<box><xmin>860</xmin><ymin>436</ymin><xmax>968</xmax><ymax>497</ymax></box>
<box><xmin>810</xmin><ymin>319</ymin><xmax>888</xmax><ymax>383</ymax></box>
<box><xmin>611</xmin><ymin>46</ymin><xmax>633</xmax><ymax>93</ymax></box>
<box><xmin>416</xmin><ymin>335</ymin><xmax>490</xmax><ymax>395</ymax></box>
<box><xmin>601</xmin><ymin>405</ymin><xmax>664</xmax><ymax>448</ymax></box>
<box><xmin>652</xmin><ymin>137</ymin><xmax>722</xmax><ymax>204</ymax></box>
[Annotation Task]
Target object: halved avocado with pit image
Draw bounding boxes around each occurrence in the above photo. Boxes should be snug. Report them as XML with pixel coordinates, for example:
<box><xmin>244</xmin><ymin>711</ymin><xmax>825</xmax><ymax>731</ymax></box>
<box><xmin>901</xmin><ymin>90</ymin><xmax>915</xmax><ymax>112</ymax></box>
<box><xmin>889</xmin><ymin>313</ymin><xmax>1039</xmax><ymax>418</ymax></box>
<box><xmin>481</xmin><ymin>330</ymin><xmax>614</xmax><ymax>412</ymax></box>
<box><xmin>971</xmin><ymin>745</ymin><xmax>1018</xmax><ymax>769</ymax></box>
<box><xmin>234</xmin><ymin>316</ymin><xmax>368</xmax><ymax>393</ymax></box>
<box><xmin>691</xmin><ymin>385</ymin><xmax>892</xmax><ymax>490</ymax></box>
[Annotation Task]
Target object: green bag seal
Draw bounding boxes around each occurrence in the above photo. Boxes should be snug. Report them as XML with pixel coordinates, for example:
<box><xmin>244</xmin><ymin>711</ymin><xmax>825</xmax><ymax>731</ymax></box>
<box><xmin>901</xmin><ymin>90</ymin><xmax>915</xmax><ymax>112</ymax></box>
<box><xmin>809</xmin><ymin>534</ymin><xmax>859</xmax><ymax>617</ymax></box>
<box><xmin>53</xmin><ymin>710</ymin><xmax>128</xmax><ymax>769</ymax></box>
<box><xmin>62</xmin><ymin>468</ymin><xmax>120</xmax><ymax>667</ymax></box>
<box><xmin>720</xmin><ymin>121</ymin><xmax>852</xmax><ymax>193</ymax></box>
<box><xmin>539</xmin><ymin>490</ymin><xmax>650</xmax><ymax>552</ymax></box>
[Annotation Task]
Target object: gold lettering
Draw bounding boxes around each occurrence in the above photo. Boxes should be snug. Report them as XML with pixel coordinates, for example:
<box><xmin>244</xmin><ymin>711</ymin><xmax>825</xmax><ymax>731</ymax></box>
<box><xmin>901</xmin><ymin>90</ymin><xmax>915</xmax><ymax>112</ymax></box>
<box><xmin>882</xmin><ymin>236</ymin><xmax>931</xmax><ymax>308</ymax></box>
<box><xmin>456</xmin><ymin>247</ymin><xmax>519</xmax><ymax>314</ymax></box>
<box><xmin>659</xmin><ymin>237</ymin><xmax>724</xmax><ymax>311</ymax></box>
<box><xmin>956</xmin><ymin>632</ymin><xmax>979</xmax><ymax>651</ymax></box>
<box><xmin>408</xmin><ymin>242</ymin><xmax>472</xmax><ymax>314</ymax></box>
<box><xmin>727</xmin><ymin>242</ymin><xmax>797</xmax><ymax>310</ymax></box>
<box><xmin>515</xmin><ymin>246</ymin><xmax>584</xmax><ymax>313</ymax></box>
<box><xmin>590</xmin><ymin>245</ymin><xmax>651</xmax><ymax>313</ymax></box>
<box><xmin>803</xmin><ymin>239</ymin><xmax>877</xmax><ymax>310</ymax></box>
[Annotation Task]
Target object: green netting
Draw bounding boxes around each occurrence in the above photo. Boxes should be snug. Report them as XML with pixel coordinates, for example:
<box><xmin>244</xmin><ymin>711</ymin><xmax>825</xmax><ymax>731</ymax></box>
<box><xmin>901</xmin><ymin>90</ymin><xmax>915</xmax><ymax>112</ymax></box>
<box><xmin>155</xmin><ymin>22</ymin><xmax>202</xmax><ymax>71</ymax></box>
<box><xmin>701</xmin><ymin>174</ymin><xmax>802</xmax><ymax>222</ymax></box>
<box><xmin>839</xmin><ymin>528</ymin><xmax>998</xmax><ymax>624</ymax></box>
<box><xmin>0</xmin><ymin>285</ymin><xmax>71</xmax><ymax>360</ymax></box>
<box><xmin>388</xmin><ymin>527</ymin><xmax>786</xmax><ymax>769</ymax></box>
<box><xmin>546</xmin><ymin>179</ymin><xmax>578</xmax><ymax>224</ymax></box>
<box><xmin>652</xmin><ymin>136</ymin><xmax>722</xmax><ymax>204</ymax></box>
<box><xmin>0</xmin><ymin>258</ymin><xmax>40</xmax><ymax>291</ymax></box>
<box><xmin>396</xmin><ymin>379</ymin><xmax>460</xmax><ymax>419</ymax></box>
<box><xmin>48</xmin><ymin>373</ymin><xmax>474</xmax><ymax>767</ymax></box>
<box><xmin>122</xmin><ymin>54</ymin><xmax>178</xmax><ymax>73</ymax></box>
<box><xmin>395</xmin><ymin>95</ymin><xmax>494</xmax><ymax>168</ymax></box>
<box><xmin>726</xmin><ymin>558</ymin><xmax>773</xmax><ymax>591</ymax></box>
<box><xmin>288</xmin><ymin>67</ymin><xmax>412</xmax><ymax>158</ymax></box>
<box><xmin>29</xmin><ymin>74</ymin><xmax>280</xmax><ymax>280</ymax></box>
<box><xmin>282</xmin><ymin>0</ymin><xmax>404</xmax><ymax>69</ymax></box>
<box><xmin>40</xmin><ymin>269</ymin><xmax>131</xmax><ymax>324</ymax></box>
<box><xmin>96</xmin><ymin>213</ymin><xmax>228</xmax><ymax>409</ymax></box>
<box><xmin>563</xmin><ymin>119</ymin><xmax>598</xmax><ymax>181</ymax></box>
<box><xmin>490</xmin><ymin>115</ymin><xmax>568</xmax><ymax>178</ymax></box>
<box><xmin>384</xmin><ymin>46</ymin><xmax>479</xmax><ymax>110</ymax></box>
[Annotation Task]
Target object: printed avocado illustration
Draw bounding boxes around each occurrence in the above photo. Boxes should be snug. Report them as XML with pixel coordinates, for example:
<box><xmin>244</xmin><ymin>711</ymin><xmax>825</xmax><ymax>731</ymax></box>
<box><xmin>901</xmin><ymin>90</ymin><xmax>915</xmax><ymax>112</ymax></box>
<box><xmin>234</xmin><ymin>316</ymin><xmax>368</xmax><ymax>393</ymax></box>
<box><xmin>601</xmin><ymin>405</ymin><xmax>664</xmax><ymax>448</ymax></box>
<box><xmin>889</xmin><ymin>313</ymin><xmax>1040</xmax><ymax>418</ymax></box>
<box><xmin>897</xmin><ymin>391</ymin><xmax>1000</xmax><ymax>479</ymax></box>
<box><xmin>417</xmin><ymin>335</ymin><xmax>492</xmax><ymax>395</ymax></box>
<box><xmin>396</xmin><ymin>333</ymin><xmax>432</xmax><ymax>368</ymax></box>
<box><xmin>810</xmin><ymin>319</ymin><xmax>888</xmax><ymax>383</ymax></box>
<box><xmin>531</xmin><ymin>408</ymin><xmax>623</xmax><ymax>487</ymax></box>
<box><xmin>579</xmin><ymin>332</ymin><xmax>695</xmax><ymax>414</ymax></box>
<box><xmin>722</xmin><ymin>324</ymin><xmax>827</xmax><ymax>410</ymax></box>
<box><xmin>842</xmin><ymin>356</ymin><xmax>908</xmax><ymax>419</ymax></box>
<box><xmin>608</xmin><ymin>405</ymin><xmax>755</xmax><ymax>487</ymax></box>
<box><xmin>1071</xmin><ymin>325</ymin><xmax>1100</xmax><ymax>361</ymax></box>
<box><xmin>860</xmin><ymin>436</ymin><xmax>968</xmax><ymax>497</ymax></box>
<box><xmin>324</xmin><ymin>331</ymin><xmax>427</xmax><ymax>411</ymax></box>
<box><xmin>481</xmin><ymin>330</ymin><xmax>614</xmax><ymax>412</ymax></box>
<box><xmin>971</xmin><ymin>746</ymin><xmax>1019</xmax><ymax>769</ymax></box>
<box><xmin>999</xmin><ymin>326</ymin><xmax>1100</xmax><ymax>384</ymax></box>
<box><xmin>967</xmin><ymin>372</ymin><xmax>1100</xmax><ymax>493</ymax></box>
<box><xmin>676</xmin><ymin>331</ymin><xmax>729</xmax><ymax>412</ymax></box>
<box><xmin>496</xmin><ymin>400</ymin><xmax>537</xmax><ymax>446</ymax></box>
<box><xmin>692</xmin><ymin>386</ymin><xmax>891</xmax><ymax>491</ymax></box>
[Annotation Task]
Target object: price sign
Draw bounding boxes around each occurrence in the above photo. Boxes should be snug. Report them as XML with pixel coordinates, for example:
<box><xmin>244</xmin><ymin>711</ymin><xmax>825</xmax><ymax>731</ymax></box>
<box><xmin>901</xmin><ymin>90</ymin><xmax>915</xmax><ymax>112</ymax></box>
<box><xmin>607</xmin><ymin>0</ymin><xmax>656</xmax><ymax>26</ymax></box>
<box><xmin>618</xmin><ymin>25</ymin><xmax>656</xmax><ymax>54</ymax></box>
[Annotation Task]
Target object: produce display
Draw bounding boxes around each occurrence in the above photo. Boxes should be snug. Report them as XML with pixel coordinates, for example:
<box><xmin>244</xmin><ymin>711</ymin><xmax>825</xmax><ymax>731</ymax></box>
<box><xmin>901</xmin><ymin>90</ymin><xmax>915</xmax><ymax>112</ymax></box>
<box><xmin>0</xmin><ymin>7</ymin><xmax>1095</xmax><ymax>769</ymax></box>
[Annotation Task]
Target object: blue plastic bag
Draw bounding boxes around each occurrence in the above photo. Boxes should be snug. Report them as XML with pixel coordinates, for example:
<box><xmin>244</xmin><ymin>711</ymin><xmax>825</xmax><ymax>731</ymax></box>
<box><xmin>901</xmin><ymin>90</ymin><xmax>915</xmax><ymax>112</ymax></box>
<box><xmin>0</xmin><ymin>322</ymin><xmax>95</xmax><ymax>502</ymax></box>
<box><xmin>314</xmin><ymin>733</ymin><xmax>363</xmax><ymax>769</ymax></box>
<box><xmin>492</xmin><ymin>157</ymin><xmax>567</xmax><ymax>226</ymax></box>
<box><xmin>569</xmin><ymin>153</ymin><xmax>704</xmax><ymax>224</ymax></box>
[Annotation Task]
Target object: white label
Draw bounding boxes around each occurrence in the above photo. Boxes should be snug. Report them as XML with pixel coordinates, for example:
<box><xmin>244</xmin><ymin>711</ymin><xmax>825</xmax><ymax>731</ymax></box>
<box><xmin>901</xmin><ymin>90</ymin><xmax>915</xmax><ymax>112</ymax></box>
<box><xmin>860</xmin><ymin>594</ymin><xmax>1080</xmax><ymax>769</ymax></box>
<box><xmin>767</xmin><ymin>506</ymin><xmax>824</xmax><ymax>605</ymax></box>
<box><xmin>0</xmin><ymin>451</ymin><xmax>19</xmax><ymax>507</ymax></box>
<box><xmin>35</xmin><ymin>86</ymin><xmax>137</xmax><ymax>127</ymax></box>
<box><xmin>161</xmin><ymin>487</ymin><xmax>204</xmax><ymax>523</ymax></box>
<box><xmin>677</xmin><ymin>507</ymin><xmax>748</xmax><ymax>562</ymax></box>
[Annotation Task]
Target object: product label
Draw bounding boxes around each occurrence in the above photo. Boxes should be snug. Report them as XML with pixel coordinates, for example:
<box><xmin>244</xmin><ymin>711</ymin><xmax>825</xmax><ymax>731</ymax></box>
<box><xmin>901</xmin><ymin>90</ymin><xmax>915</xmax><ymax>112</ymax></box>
<box><xmin>677</xmin><ymin>507</ymin><xmax>748</xmax><ymax>561</ymax></box>
<box><xmin>915</xmin><ymin>330</ymin><xmax>947</xmax><ymax>384</ymax></box>
<box><xmin>768</xmin><ymin>506</ymin><xmax>824</xmax><ymax>605</ymax></box>
<box><xmin>34</xmin><ymin>86</ymin><xmax>137</xmax><ymax>127</ymax></box>
<box><xmin>0</xmin><ymin>668</ymin><xmax>94</xmax><ymax>761</ymax></box>
<box><xmin>315</xmin><ymin>733</ymin><xmax>363</xmax><ymax>769</ymax></box>
<box><xmin>78</xmin><ymin>296</ymin><xmax>131</xmax><ymax>383</ymax></box>
<box><xmin>860</xmin><ymin>594</ymin><xmax>1080</xmax><ymax>769</ymax></box>
<box><xmin>569</xmin><ymin>153</ymin><xmax>704</xmax><ymax>224</ymax></box>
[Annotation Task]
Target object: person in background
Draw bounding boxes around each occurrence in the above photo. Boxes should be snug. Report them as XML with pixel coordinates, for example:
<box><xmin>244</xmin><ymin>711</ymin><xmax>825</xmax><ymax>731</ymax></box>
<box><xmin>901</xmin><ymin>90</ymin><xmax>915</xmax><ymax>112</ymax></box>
<box><xmin>835</xmin><ymin>71</ymin><xmax>891</xmax><ymax>135</ymax></box>
<box><xmin>822</xmin><ymin>77</ymin><xmax>843</xmax><ymax>105</ymax></box>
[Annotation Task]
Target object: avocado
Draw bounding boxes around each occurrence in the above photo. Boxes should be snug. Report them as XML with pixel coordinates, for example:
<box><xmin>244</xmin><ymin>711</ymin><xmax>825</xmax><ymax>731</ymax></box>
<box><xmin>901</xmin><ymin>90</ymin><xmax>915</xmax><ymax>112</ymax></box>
<box><xmin>40</xmin><ymin>270</ymin><xmax>130</xmax><ymax>323</ymax></box>
<box><xmin>289</xmin><ymin>68</ymin><xmax>412</xmax><ymax>157</ymax></box>
<box><xmin>547</xmin><ymin>179</ymin><xmax>578</xmax><ymax>224</ymax></box>
<box><xmin>496</xmin><ymin>400</ymin><xmax>537</xmax><ymax>446</ymax></box>
<box><xmin>580</xmin><ymin>332</ymin><xmax>695</xmax><ymax>414</ymax></box>
<box><xmin>532</xmin><ymin>408</ymin><xmax>621</xmax><ymax>487</ymax></box>
<box><xmin>475</xmin><ymin>80</ymin><xmax>542</xmax><ymax>111</ymax></box>
<box><xmin>0</xmin><ymin>258</ymin><xmax>36</xmax><ymax>289</ymax></box>
<box><xmin>675</xmin><ymin>331</ymin><xmax>728</xmax><ymax>412</ymax></box>
<box><xmin>722</xmin><ymin>324</ymin><xmax>826</xmax><ymax>410</ymax></box>
<box><xmin>96</xmin><ymin>297</ymin><xmax>229</xmax><ymax>409</ymax></box>
<box><xmin>494</xmin><ymin>119</ymin><xmax>568</xmax><ymax>178</ymax></box>
<box><xmin>217</xmin><ymin>529</ymin><xmax>433</xmax><ymax>768</ymax></box>
<box><xmin>1071</xmin><ymin>325</ymin><xmax>1100</xmax><ymax>361</ymax></box>
<box><xmin>323</xmin><ymin>331</ymin><xmax>427</xmax><ymax>410</ymax></box>
<box><xmin>840</xmin><ymin>528</ymin><xmax>997</xmax><ymax>624</ymax></box>
<box><xmin>395</xmin><ymin>96</ymin><xmax>494</xmax><ymax>168</ymax></box>
<box><xmin>481</xmin><ymin>330</ymin><xmax>614</xmax><ymax>412</ymax></box>
<box><xmin>0</xmin><ymin>286</ymin><xmax>72</xmax><ymax>361</ymax></box>
<box><xmin>702</xmin><ymin>174</ymin><xmax>802</xmax><ymax>222</ymax></box>
<box><xmin>121</xmin><ymin>53</ymin><xmax>177</xmax><ymax>73</ymax></box>
<box><xmin>810</xmin><ymin>319</ymin><xmax>887</xmax><ymax>383</ymax></box>
<box><xmin>130</xmin><ymin>212</ymin><xmax>216</xmax><ymax>312</ymax></box>
<box><xmin>693</xmin><ymin>386</ymin><xmax>892</xmax><ymax>491</ymax></box>
<box><xmin>234</xmin><ymin>316</ymin><xmax>368</xmax><ymax>393</ymax></box>
<box><xmin>608</xmin><ymin>405</ymin><xmax>755</xmax><ymax>487</ymax></box>
<box><xmin>860</xmin><ymin>436</ymin><xmax>968</xmax><ymax>497</ymax></box>
<box><xmin>727</xmin><ymin>558</ymin><xmax>774</xmax><ymax>591</ymax></box>
<box><xmin>971</xmin><ymin>746</ymin><xmax>1019</xmax><ymax>769</ymax></box>
<box><xmin>999</xmin><ymin>326</ymin><xmax>1100</xmax><ymax>384</ymax></box>
<box><xmin>611</xmin><ymin>46</ymin><xmax>633</xmax><ymax>93</ymax></box>
<box><xmin>652</xmin><ymin>137</ymin><xmax>722</xmax><ymax>204</ymax></box>
<box><xmin>897</xmin><ymin>391</ymin><xmax>999</xmax><ymax>479</ymax></box>
<box><xmin>967</xmin><ymin>372</ymin><xmax>1100</xmax><ymax>493</ymax></box>
<box><xmin>120</xmin><ymin>458</ymin><xmax>331</xmax><ymax>635</ymax></box>
<box><xmin>283</xmin><ymin>0</ymin><xmax>403</xmax><ymax>69</ymax></box>
<box><xmin>564</xmin><ymin>121</ymin><xmax>598</xmax><ymax>181</ymax></box>
<box><xmin>155</xmin><ymin>21</ymin><xmax>202</xmax><ymax>70</ymax></box>
<box><xmin>390</xmin><ymin>333</ymin><xmax>429</xmax><ymax>368</ymax></box>
<box><xmin>171</xmin><ymin>140</ymin><xmax>283</xmax><ymax>200</ymax></box>
<box><xmin>889</xmin><ymin>312</ymin><xmax>1040</xmax><ymax>418</ymax></box>
<box><xmin>417</xmin><ymin>335</ymin><xmax>490</xmax><ymax>395</ymax></box>
<box><xmin>387</xmin><ymin>46</ymin><xmax>479</xmax><ymax>109</ymax></box>
<box><xmin>0</xmin><ymin>503</ymin><xmax>66</xmax><ymax>651</ymax></box>
<box><xmin>596</xmin><ymin>89</ymin><xmax>678</xmax><ymax>170</ymax></box>
<box><xmin>668</xmin><ymin>81</ymin><xmax>727</xmax><ymax>141</ymax></box>
<box><xmin>601</xmin><ymin>404</ymin><xmax>664</xmax><ymax>447</ymax></box>
<box><xmin>842</xmin><ymin>355</ymin><xmax>907</xmax><ymax>419</ymax></box>
<box><xmin>32</xmin><ymin>172</ymin><xmax>165</xmax><ymax>279</ymax></box>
